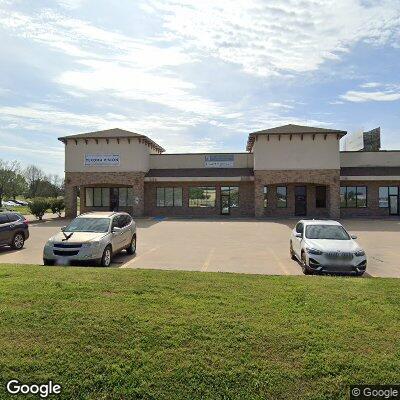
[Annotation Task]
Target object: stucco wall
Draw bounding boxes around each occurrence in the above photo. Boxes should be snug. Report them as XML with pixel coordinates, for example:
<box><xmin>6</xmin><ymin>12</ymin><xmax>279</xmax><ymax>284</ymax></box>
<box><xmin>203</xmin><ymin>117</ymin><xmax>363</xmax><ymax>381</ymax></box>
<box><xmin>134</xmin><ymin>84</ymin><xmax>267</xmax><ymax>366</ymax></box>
<box><xmin>340</xmin><ymin>151</ymin><xmax>400</xmax><ymax>167</ymax></box>
<box><xmin>253</xmin><ymin>134</ymin><xmax>340</xmax><ymax>170</ymax></box>
<box><xmin>64</xmin><ymin>137</ymin><xmax>151</xmax><ymax>173</ymax></box>
<box><xmin>150</xmin><ymin>153</ymin><xmax>254</xmax><ymax>169</ymax></box>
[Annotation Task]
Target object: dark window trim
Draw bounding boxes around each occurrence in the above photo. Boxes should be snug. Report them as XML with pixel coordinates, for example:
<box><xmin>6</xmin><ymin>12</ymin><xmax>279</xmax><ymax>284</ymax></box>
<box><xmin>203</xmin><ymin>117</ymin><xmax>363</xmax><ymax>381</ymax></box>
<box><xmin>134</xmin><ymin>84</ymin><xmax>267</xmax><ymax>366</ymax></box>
<box><xmin>276</xmin><ymin>186</ymin><xmax>287</xmax><ymax>208</ymax></box>
<box><xmin>86</xmin><ymin>187</ymin><xmax>134</xmax><ymax>207</ymax></box>
<box><xmin>188</xmin><ymin>186</ymin><xmax>216</xmax><ymax>208</ymax></box>
<box><xmin>340</xmin><ymin>186</ymin><xmax>368</xmax><ymax>208</ymax></box>
<box><xmin>156</xmin><ymin>187</ymin><xmax>183</xmax><ymax>207</ymax></box>
<box><xmin>263</xmin><ymin>186</ymin><xmax>268</xmax><ymax>208</ymax></box>
<box><xmin>315</xmin><ymin>185</ymin><xmax>327</xmax><ymax>208</ymax></box>
<box><xmin>221</xmin><ymin>186</ymin><xmax>239</xmax><ymax>208</ymax></box>
<box><xmin>86</xmin><ymin>187</ymin><xmax>110</xmax><ymax>207</ymax></box>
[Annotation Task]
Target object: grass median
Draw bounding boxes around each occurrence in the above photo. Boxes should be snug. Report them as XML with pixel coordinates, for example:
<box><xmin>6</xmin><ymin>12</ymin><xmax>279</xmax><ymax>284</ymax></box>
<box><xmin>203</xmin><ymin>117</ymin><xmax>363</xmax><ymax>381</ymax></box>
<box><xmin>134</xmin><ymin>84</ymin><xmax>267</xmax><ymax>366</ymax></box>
<box><xmin>0</xmin><ymin>264</ymin><xmax>399</xmax><ymax>399</ymax></box>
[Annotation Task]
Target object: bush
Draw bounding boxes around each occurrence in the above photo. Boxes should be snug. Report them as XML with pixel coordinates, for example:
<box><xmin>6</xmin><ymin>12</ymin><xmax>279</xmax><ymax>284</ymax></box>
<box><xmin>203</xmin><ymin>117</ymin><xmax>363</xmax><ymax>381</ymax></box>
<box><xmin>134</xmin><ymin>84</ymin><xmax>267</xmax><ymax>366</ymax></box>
<box><xmin>50</xmin><ymin>198</ymin><xmax>65</xmax><ymax>217</ymax></box>
<box><xmin>28</xmin><ymin>198</ymin><xmax>50</xmax><ymax>220</ymax></box>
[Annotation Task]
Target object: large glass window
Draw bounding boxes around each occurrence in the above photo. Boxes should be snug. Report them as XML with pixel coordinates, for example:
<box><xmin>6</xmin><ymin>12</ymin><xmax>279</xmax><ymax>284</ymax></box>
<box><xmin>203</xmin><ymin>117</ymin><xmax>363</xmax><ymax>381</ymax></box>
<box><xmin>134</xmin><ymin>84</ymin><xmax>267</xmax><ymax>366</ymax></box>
<box><xmin>340</xmin><ymin>186</ymin><xmax>367</xmax><ymax>208</ymax></box>
<box><xmin>276</xmin><ymin>186</ymin><xmax>287</xmax><ymax>208</ymax></box>
<box><xmin>221</xmin><ymin>186</ymin><xmax>239</xmax><ymax>208</ymax></box>
<box><xmin>316</xmin><ymin>186</ymin><xmax>326</xmax><ymax>208</ymax></box>
<box><xmin>85</xmin><ymin>187</ymin><xmax>132</xmax><ymax>207</ymax></box>
<box><xmin>156</xmin><ymin>187</ymin><xmax>183</xmax><ymax>207</ymax></box>
<box><xmin>263</xmin><ymin>186</ymin><xmax>268</xmax><ymax>208</ymax></box>
<box><xmin>379</xmin><ymin>187</ymin><xmax>389</xmax><ymax>208</ymax></box>
<box><xmin>189</xmin><ymin>187</ymin><xmax>216</xmax><ymax>207</ymax></box>
<box><xmin>118</xmin><ymin>187</ymin><xmax>134</xmax><ymax>207</ymax></box>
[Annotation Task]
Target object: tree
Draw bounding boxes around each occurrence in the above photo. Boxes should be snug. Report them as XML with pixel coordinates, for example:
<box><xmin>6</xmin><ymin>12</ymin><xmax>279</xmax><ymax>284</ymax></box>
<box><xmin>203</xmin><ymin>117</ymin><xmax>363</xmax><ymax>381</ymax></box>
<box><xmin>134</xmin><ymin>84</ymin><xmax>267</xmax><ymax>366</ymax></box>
<box><xmin>8</xmin><ymin>173</ymin><xmax>28</xmax><ymax>200</ymax></box>
<box><xmin>24</xmin><ymin>165</ymin><xmax>45</xmax><ymax>198</ymax></box>
<box><xmin>0</xmin><ymin>160</ymin><xmax>22</xmax><ymax>206</ymax></box>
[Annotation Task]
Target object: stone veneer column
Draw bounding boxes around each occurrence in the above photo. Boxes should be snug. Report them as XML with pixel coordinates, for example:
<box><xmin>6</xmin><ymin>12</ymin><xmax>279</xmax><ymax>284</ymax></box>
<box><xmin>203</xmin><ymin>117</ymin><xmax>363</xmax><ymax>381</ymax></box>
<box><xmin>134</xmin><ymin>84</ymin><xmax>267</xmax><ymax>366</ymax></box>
<box><xmin>329</xmin><ymin>181</ymin><xmax>341</xmax><ymax>219</ymax></box>
<box><xmin>65</xmin><ymin>184</ymin><xmax>77</xmax><ymax>219</ymax></box>
<box><xmin>254</xmin><ymin>176</ymin><xmax>265</xmax><ymax>217</ymax></box>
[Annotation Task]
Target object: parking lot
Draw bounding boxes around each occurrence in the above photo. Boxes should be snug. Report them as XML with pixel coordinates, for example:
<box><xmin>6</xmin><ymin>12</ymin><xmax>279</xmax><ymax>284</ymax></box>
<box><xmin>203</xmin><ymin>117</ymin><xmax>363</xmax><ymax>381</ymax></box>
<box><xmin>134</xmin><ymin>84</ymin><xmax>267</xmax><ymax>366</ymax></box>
<box><xmin>0</xmin><ymin>217</ymin><xmax>399</xmax><ymax>277</ymax></box>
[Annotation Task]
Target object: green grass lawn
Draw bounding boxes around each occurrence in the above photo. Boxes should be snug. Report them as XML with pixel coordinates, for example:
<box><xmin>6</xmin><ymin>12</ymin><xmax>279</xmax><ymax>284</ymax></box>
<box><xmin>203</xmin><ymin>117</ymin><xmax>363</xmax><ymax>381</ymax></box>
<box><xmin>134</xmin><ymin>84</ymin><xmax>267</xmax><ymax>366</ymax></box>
<box><xmin>0</xmin><ymin>265</ymin><xmax>399</xmax><ymax>399</ymax></box>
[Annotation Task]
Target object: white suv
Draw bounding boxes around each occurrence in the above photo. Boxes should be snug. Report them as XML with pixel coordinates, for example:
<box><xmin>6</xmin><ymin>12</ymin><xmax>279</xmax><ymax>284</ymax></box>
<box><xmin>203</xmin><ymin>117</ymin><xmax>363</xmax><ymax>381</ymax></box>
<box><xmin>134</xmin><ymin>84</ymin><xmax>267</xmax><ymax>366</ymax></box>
<box><xmin>290</xmin><ymin>220</ymin><xmax>367</xmax><ymax>275</ymax></box>
<box><xmin>43</xmin><ymin>211</ymin><xmax>136</xmax><ymax>267</ymax></box>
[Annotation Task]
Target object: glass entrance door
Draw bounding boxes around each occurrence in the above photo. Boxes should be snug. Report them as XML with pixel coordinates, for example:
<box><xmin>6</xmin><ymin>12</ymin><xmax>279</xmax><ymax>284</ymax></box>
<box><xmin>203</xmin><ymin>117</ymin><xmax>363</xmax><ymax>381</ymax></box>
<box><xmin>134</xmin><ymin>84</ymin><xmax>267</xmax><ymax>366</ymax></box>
<box><xmin>389</xmin><ymin>195</ymin><xmax>398</xmax><ymax>215</ymax></box>
<box><xmin>389</xmin><ymin>187</ymin><xmax>398</xmax><ymax>215</ymax></box>
<box><xmin>295</xmin><ymin>186</ymin><xmax>307</xmax><ymax>216</ymax></box>
<box><xmin>221</xmin><ymin>195</ymin><xmax>230</xmax><ymax>215</ymax></box>
<box><xmin>110</xmin><ymin>188</ymin><xmax>119</xmax><ymax>211</ymax></box>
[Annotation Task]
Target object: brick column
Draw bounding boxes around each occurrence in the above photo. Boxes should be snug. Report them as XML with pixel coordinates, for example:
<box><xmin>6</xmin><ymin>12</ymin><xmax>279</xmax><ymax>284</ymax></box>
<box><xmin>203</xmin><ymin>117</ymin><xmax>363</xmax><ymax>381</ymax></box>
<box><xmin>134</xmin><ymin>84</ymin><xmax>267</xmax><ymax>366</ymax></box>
<box><xmin>254</xmin><ymin>175</ymin><xmax>264</xmax><ymax>217</ymax></box>
<box><xmin>329</xmin><ymin>182</ymin><xmax>340</xmax><ymax>219</ymax></box>
<box><xmin>132</xmin><ymin>179</ymin><xmax>144</xmax><ymax>217</ymax></box>
<box><xmin>65</xmin><ymin>184</ymin><xmax>77</xmax><ymax>219</ymax></box>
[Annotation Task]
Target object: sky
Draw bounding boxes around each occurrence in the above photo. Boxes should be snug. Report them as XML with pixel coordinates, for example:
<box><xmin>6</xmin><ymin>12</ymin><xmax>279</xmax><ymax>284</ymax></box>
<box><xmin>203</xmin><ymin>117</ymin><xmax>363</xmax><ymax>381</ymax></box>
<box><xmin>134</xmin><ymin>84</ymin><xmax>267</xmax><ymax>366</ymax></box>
<box><xmin>0</xmin><ymin>0</ymin><xmax>400</xmax><ymax>176</ymax></box>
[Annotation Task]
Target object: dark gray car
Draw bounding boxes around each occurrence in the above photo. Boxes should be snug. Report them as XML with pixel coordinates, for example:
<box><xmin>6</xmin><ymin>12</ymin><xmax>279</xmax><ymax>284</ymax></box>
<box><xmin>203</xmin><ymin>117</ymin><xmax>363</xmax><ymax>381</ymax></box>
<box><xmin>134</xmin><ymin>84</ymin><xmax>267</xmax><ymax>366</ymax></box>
<box><xmin>0</xmin><ymin>212</ymin><xmax>29</xmax><ymax>250</ymax></box>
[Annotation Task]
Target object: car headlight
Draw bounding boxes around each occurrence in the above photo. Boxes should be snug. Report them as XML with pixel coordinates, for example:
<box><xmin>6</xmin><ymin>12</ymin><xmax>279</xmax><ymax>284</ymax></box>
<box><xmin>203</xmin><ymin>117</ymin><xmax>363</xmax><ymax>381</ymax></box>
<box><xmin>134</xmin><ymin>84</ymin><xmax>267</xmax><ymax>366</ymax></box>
<box><xmin>354</xmin><ymin>250</ymin><xmax>365</xmax><ymax>257</ymax></box>
<box><xmin>306</xmin><ymin>247</ymin><xmax>323</xmax><ymax>255</ymax></box>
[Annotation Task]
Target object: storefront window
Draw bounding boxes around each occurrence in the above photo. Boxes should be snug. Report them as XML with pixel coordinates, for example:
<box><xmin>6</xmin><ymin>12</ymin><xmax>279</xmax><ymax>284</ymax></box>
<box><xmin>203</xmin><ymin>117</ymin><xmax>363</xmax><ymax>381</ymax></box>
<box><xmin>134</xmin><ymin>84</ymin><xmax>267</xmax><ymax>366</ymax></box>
<box><xmin>340</xmin><ymin>186</ymin><xmax>367</xmax><ymax>208</ymax></box>
<box><xmin>379</xmin><ymin>187</ymin><xmax>389</xmax><ymax>208</ymax></box>
<box><xmin>189</xmin><ymin>187</ymin><xmax>216</xmax><ymax>207</ymax></box>
<box><xmin>276</xmin><ymin>186</ymin><xmax>287</xmax><ymax>208</ymax></box>
<box><xmin>85</xmin><ymin>187</ymin><xmax>132</xmax><ymax>208</ymax></box>
<box><xmin>316</xmin><ymin>186</ymin><xmax>327</xmax><ymax>208</ymax></box>
<box><xmin>263</xmin><ymin>186</ymin><xmax>268</xmax><ymax>208</ymax></box>
<box><xmin>156</xmin><ymin>187</ymin><xmax>182</xmax><ymax>207</ymax></box>
<box><xmin>221</xmin><ymin>186</ymin><xmax>239</xmax><ymax>208</ymax></box>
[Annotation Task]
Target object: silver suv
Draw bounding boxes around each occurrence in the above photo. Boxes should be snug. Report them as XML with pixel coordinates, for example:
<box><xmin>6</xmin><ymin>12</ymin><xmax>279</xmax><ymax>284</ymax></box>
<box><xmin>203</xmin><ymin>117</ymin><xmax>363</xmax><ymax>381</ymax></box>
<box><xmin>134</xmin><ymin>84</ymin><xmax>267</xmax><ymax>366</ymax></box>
<box><xmin>43</xmin><ymin>211</ymin><xmax>136</xmax><ymax>267</ymax></box>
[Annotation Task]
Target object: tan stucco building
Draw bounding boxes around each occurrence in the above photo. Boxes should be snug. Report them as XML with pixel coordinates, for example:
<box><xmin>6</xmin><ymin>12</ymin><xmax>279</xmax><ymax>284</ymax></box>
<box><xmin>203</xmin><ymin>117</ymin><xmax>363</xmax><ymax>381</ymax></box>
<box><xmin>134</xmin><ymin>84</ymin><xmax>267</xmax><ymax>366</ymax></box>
<box><xmin>60</xmin><ymin>124</ymin><xmax>400</xmax><ymax>219</ymax></box>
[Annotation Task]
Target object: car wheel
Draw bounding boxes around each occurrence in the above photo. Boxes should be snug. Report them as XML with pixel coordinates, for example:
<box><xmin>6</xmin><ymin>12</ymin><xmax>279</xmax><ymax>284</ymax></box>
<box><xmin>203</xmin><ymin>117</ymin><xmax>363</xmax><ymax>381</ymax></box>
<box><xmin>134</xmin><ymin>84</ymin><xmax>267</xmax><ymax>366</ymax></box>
<box><xmin>11</xmin><ymin>233</ymin><xmax>24</xmax><ymax>250</ymax></box>
<box><xmin>301</xmin><ymin>252</ymin><xmax>312</xmax><ymax>275</ymax></box>
<box><xmin>290</xmin><ymin>241</ymin><xmax>296</xmax><ymax>260</ymax></box>
<box><xmin>43</xmin><ymin>259</ymin><xmax>54</xmax><ymax>266</ymax></box>
<box><xmin>100</xmin><ymin>245</ymin><xmax>112</xmax><ymax>267</ymax></box>
<box><xmin>126</xmin><ymin>235</ymin><xmax>136</xmax><ymax>255</ymax></box>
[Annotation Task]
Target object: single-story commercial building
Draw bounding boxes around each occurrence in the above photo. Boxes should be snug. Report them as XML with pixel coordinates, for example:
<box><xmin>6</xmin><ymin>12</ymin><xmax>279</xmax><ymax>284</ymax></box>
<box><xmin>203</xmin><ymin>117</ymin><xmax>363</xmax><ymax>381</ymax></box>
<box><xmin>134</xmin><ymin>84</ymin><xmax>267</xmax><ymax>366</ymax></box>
<box><xmin>60</xmin><ymin>124</ymin><xmax>400</xmax><ymax>219</ymax></box>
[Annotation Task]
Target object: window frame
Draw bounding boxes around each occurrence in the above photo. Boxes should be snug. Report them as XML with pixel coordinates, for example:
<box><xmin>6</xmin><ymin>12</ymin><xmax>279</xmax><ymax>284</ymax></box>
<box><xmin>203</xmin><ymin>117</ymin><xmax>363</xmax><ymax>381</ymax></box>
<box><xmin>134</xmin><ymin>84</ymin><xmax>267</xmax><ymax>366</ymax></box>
<box><xmin>86</xmin><ymin>187</ymin><xmax>133</xmax><ymax>208</ymax></box>
<box><xmin>221</xmin><ymin>186</ymin><xmax>239</xmax><ymax>208</ymax></box>
<box><xmin>188</xmin><ymin>186</ymin><xmax>216</xmax><ymax>208</ymax></box>
<box><xmin>315</xmin><ymin>186</ymin><xmax>327</xmax><ymax>208</ymax></box>
<box><xmin>263</xmin><ymin>186</ymin><xmax>268</xmax><ymax>208</ymax></box>
<box><xmin>86</xmin><ymin>187</ymin><xmax>110</xmax><ymax>207</ymax></box>
<box><xmin>156</xmin><ymin>187</ymin><xmax>183</xmax><ymax>207</ymax></box>
<box><xmin>340</xmin><ymin>186</ymin><xmax>368</xmax><ymax>208</ymax></box>
<box><xmin>276</xmin><ymin>186</ymin><xmax>287</xmax><ymax>208</ymax></box>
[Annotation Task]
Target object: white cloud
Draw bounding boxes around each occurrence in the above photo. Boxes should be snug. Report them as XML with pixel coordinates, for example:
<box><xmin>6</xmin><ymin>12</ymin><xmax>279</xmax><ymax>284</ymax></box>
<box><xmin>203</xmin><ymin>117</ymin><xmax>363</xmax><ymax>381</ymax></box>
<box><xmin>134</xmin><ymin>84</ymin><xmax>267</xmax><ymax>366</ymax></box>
<box><xmin>341</xmin><ymin>90</ymin><xmax>400</xmax><ymax>102</ymax></box>
<box><xmin>146</xmin><ymin>0</ymin><xmax>400</xmax><ymax>76</ymax></box>
<box><xmin>360</xmin><ymin>82</ymin><xmax>382</xmax><ymax>88</ymax></box>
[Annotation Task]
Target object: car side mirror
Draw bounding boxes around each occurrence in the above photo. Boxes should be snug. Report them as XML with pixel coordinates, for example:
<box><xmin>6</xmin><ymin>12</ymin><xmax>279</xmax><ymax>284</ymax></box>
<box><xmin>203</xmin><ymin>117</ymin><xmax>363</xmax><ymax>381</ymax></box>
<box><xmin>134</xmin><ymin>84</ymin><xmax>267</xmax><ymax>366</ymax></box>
<box><xmin>351</xmin><ymin>235</ymin><xmax>357</xmax><ymax>240</ymax></box>
<box><xmin>112</xmin><ymin>226</ymin><xmax>121</xmax><ymax>233</ymax></box>
<box><xmin>61</xmin><ymin>226</ymin><xmax>66</xmax><ymax>232</ymax></box>
<box><xmin>295</xmin><ymin>232</ymin><xmax>302</xmax><ymax>238</ymax></box>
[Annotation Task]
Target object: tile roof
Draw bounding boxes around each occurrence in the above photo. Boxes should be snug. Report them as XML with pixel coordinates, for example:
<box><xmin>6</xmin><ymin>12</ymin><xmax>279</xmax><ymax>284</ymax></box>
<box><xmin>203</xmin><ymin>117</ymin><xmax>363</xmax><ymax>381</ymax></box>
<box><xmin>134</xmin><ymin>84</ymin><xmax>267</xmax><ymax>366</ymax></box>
<box><xmin>246</xmin><ymin>124</ymin><xmax>347</xmax><ymax>151</ymax></box>
<box><xmin>58</xmin><ymin>128</ymin><xmax>165</xmax><ymax>152</ymax></box>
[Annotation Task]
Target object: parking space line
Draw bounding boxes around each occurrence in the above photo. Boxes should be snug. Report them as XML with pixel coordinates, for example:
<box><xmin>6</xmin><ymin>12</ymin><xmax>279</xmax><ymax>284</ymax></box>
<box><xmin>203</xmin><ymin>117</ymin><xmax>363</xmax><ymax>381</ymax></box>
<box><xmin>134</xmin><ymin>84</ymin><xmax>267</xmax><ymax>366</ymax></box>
<box><xmin>268</xmin><ymin>248</ymin><xmax>289</xmax><ymax>275</ymax></box>
<box><xmin>202</xmin><ymin>248</ymin><xmax>215</xmax><ymax>271</ymax></box>
<box><xmin>121</xmin><ymin>246</ymin><xmax>160</xmax><ymax>268</ymax></box>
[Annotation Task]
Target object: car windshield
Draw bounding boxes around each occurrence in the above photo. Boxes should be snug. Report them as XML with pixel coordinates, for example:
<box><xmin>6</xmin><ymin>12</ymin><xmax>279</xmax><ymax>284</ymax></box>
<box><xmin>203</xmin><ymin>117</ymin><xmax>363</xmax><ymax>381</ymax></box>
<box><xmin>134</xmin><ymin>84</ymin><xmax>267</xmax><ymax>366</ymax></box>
<box><xmin>305</xmin><ymin>225</ymin><xmax>350</xmax><ymax>240</ymax></box>
<box><xmin>65</xmin><ymin>218</ymin><xmax>110</xmax><ymax>233</ymax></box>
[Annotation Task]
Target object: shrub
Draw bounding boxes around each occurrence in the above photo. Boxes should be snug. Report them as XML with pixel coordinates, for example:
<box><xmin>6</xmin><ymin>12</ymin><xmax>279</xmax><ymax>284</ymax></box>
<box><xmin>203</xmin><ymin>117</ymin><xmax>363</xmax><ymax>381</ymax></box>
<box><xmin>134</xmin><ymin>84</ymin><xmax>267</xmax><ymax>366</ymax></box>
<box><xmin>28</xmin><ymin>198</ymin><xmax>50</xmax><ymax>220</ymax></box>
<box><xmin>50</xmin><ymin>198</ymin><xmax>65</xmax><ymax>217</ymax></box>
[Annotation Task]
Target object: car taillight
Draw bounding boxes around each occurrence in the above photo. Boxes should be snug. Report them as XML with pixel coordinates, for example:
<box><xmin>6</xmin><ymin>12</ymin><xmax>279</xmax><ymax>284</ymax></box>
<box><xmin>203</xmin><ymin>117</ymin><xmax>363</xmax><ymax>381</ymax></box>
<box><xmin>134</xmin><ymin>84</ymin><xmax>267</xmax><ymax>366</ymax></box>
<box><xmin>23</xmin><ymin>219</ymin><xmax>29</xmax><ymax>224</ymax></box>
